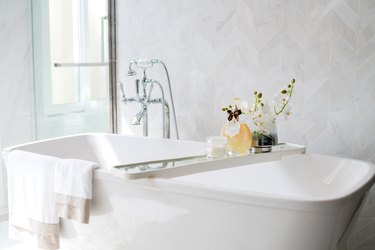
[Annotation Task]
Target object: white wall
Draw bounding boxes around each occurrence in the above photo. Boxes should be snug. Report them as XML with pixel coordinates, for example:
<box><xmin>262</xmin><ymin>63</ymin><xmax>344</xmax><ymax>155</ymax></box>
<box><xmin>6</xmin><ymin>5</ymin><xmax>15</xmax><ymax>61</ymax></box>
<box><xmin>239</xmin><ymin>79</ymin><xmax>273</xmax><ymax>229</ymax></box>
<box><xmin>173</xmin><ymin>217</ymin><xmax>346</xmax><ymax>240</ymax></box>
<box><xmin>0</xmin><ymin>0</ymin><xmax>34</xmax><ymax>217</ymax></box>
<box><xmin>117</xmin><ymin>0</ymin><xmax>375</xmax><ymax>249</ymax></box>
<box><xmin>117</xmin><ymin>0</ymin><xmax>375</xmax><ymax>163</ymax></box>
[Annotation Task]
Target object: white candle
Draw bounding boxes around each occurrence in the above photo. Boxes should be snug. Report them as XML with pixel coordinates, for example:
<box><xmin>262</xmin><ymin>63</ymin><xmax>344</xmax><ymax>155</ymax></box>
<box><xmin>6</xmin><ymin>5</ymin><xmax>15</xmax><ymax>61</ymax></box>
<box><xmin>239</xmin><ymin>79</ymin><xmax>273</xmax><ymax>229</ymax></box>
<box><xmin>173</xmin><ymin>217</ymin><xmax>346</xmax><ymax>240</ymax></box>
<box><xmin>207</xmin><ymin>136</ymin><xmax>227</xmax><ymax>159</ymax></box>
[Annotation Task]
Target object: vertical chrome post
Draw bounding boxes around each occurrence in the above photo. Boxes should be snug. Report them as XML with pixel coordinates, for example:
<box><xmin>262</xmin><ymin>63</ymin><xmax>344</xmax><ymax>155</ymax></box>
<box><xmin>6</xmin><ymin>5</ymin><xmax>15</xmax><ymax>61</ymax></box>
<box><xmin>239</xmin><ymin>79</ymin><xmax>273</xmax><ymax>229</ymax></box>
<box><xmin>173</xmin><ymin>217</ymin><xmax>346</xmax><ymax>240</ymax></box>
<box><xmin>108</xmin><ymin>0</ymin><xmax>118</xmax><ymax>133</ymax></box>
<box><xmin>143</xmin><ymin>110</ymin><xmax>148</xmax><ymax>136</ymax></box>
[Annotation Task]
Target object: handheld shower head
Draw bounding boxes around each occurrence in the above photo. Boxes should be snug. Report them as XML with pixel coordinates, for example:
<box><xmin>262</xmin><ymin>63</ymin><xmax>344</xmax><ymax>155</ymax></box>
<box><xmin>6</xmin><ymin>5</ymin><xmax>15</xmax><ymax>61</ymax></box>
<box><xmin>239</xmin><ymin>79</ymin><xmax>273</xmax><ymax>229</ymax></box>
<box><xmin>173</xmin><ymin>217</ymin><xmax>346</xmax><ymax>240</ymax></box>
<box><xmin>126</xmin><ymin>59</ymin><xmax>157</xmax><ymax>77</ymax></box>
<box><xmin>136</xmin><ymin>59</ymin><xmax>154</xmax><ymax>69</ymax></box>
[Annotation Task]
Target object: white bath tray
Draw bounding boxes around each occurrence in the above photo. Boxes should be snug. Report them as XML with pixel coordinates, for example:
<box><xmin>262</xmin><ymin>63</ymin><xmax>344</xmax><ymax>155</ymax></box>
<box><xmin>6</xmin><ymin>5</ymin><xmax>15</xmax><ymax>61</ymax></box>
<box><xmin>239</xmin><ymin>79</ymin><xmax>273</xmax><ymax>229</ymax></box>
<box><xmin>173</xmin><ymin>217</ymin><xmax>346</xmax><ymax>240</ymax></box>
<box><xmin>111</xmin><ymin>143</ymin><xmax>306</xmax><ymax>179</ymax></box>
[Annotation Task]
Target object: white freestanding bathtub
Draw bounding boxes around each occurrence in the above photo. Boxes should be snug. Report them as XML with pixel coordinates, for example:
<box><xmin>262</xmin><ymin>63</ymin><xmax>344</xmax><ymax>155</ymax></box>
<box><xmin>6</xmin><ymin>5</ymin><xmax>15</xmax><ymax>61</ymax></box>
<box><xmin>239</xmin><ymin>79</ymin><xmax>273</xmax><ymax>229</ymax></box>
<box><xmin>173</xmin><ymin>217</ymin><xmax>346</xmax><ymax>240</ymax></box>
<box><xmin>2</xmin><ymin>133</ymin><xmax>375</xmax><ymax>250</ymax></box>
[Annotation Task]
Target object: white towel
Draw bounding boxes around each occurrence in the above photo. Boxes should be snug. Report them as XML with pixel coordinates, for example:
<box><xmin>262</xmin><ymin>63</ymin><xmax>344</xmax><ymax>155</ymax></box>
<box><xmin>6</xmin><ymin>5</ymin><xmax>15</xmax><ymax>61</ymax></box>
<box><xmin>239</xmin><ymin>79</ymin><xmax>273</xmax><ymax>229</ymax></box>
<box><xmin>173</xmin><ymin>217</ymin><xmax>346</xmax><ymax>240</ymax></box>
<box><xmin>6</xmin><ymin>150</ymin><xmax>98</xmax><ymax>249</ymax></box>
<box><xmin>54</xmin><ymin>159</ymin><xmax>98</xmax><ymax>224</ymax></box>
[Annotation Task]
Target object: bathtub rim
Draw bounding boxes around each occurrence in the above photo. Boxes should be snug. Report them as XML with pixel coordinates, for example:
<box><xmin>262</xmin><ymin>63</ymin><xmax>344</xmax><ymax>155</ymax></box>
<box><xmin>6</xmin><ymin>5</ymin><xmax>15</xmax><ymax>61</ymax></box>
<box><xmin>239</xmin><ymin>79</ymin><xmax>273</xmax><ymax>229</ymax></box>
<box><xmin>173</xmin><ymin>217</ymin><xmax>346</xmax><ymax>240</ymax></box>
<box><xmin>3</xmin><ymin>133</ymin><xmax>374</xmax><ymax>212</ymax></box>
<box><xmin>157</xmin><ymin>154</ymin><xmax>375</xmax><ymax>211</ymax></box>
<box><xmin>2</xmin><ymin>133</ymin><xmax>200</xmax><ymax>153</ymax></box>
<box><xmin>93</xmin><ymin>161</ymin><xmax>375</xmax><ymax>213</ymax></box>
<box><xmin>1</xmin><ymin>133</ymin><xmax>206</xmax><ymax>167</ymax></box>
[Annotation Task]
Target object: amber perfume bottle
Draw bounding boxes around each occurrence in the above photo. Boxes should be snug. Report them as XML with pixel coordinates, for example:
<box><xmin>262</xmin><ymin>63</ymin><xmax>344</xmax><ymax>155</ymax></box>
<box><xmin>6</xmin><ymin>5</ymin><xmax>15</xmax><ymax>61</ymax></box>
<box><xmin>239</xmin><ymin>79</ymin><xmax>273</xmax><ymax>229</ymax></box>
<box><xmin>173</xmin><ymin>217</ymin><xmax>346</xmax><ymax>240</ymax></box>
<box><xmin>221</xmin><ymin>121</ymin><xmax>252</xmax><ymax>156</ymax></box>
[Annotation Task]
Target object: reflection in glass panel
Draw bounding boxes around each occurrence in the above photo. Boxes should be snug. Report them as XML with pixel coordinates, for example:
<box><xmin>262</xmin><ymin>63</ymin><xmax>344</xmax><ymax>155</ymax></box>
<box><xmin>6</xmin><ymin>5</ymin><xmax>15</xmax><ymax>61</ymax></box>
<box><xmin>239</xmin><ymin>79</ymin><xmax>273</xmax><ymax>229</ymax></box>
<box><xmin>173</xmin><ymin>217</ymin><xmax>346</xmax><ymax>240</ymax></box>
<box><xmin>32</xmin><ymin>0</ymin><xmax>111</xmax><ymax>139</ymax></box>
<box><xmin>51</xmin><ymin>67</ymin><xmax>79</xmax><ymax>105</ymax></box>
<box><xmin>89</xmin><ymin>67</ymin><xmax>108</xmax><ymax>100</ymax></box>
<box><xmin>49</xmin><ymin>0</ymin><xmax>79</xmax><ymax>105</ymax></box>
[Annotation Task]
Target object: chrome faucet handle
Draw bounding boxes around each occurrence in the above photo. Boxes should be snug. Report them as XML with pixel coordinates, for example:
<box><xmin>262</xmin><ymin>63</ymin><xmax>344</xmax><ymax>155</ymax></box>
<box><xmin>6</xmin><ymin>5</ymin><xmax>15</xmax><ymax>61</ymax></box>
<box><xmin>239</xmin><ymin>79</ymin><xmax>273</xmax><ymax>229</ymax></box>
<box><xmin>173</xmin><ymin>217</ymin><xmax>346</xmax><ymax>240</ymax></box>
<box><xmin>119</xmin><ymin>81</ymin><xmax>140</xmax><ymax>104</ymax></box>
<box><xmin>118</xmin><ymin>81</ymin><xmax>127</xmax><ymax>103</ymax></box>
<box><xmin>135</xmin><ymin>79</ymin><xmax>141</xmax><ymax>97</ymax></box>
<box><xmin>146</xmin><ymin>82</ymin><xmax>154</xmax><ymax>102</ymax></box>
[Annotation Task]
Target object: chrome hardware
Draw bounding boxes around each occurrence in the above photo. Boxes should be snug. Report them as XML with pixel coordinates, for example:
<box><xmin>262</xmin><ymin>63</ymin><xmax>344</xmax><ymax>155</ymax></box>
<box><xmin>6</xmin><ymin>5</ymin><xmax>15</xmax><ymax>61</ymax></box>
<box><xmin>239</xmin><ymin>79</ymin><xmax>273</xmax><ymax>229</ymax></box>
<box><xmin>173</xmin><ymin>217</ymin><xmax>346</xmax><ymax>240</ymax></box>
<box><xmin>120</xmin><ymin>59</ymin><xmax>178</xmax><ymax>139</ymax></box>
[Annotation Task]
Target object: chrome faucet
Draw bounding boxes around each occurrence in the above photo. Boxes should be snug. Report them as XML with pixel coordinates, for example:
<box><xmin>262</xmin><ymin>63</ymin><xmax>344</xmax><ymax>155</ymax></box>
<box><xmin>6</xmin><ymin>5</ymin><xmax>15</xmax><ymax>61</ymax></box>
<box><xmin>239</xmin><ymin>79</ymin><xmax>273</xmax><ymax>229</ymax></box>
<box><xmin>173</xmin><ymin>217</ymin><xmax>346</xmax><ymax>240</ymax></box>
<box><xmin>132</xmin><ymin>105</ymin><xmax>147</xmax><ymax>125</ymax></box>
<box><xmin>119</xmin><ymin>59</ymin><xmax>178</xmax><ymax>139</ymax></box>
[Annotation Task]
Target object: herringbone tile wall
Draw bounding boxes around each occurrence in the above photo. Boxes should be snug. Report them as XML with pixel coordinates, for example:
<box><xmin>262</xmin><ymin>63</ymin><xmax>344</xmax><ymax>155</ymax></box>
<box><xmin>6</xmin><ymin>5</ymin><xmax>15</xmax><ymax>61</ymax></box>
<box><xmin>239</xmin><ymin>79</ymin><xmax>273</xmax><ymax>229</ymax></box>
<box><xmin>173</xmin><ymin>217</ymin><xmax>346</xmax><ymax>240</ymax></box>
<box><xmin>117</xmin><ymin>1</ymin><xmax>375</xmax><ymax>248</ymax></box>
<box><xmin>118</xmin><ymin>0</ymin><xmax>375</xmax><ymax>161</ymax></box>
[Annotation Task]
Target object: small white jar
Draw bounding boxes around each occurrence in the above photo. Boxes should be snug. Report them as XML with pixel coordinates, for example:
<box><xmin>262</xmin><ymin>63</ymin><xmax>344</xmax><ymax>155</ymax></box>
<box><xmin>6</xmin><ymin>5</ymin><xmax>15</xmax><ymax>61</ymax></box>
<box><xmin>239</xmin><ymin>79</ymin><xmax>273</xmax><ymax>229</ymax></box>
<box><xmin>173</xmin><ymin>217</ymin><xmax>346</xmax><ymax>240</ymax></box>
<box><xmin>206</xmin><ymin>136</ymin><xmax>227</xmax><ymax>159</ymax></box>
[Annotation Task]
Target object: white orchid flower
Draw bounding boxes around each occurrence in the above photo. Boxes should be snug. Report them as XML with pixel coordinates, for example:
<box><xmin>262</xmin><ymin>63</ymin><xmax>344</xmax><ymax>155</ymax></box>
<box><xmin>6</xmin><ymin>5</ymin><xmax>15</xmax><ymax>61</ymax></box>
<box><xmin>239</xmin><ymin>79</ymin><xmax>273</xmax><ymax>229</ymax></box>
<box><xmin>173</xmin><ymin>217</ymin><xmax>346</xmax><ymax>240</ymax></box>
<box><xmin>272</xmin><ymin>92</ymin><xmax>283</xmax><ymax>106</ymax></box>
<box><xmin>240</xmin><ymin>100</ymin><xmax>250</xmax><ymax>114</ymax></box>
<box><xmin>262</xmin><ymin>102</ymin><xmax>271</xmax><ymax>113</ymax></box>
<box><xmin>283</xmin><ymin>105</ymin><xmax>292</xmax><ymax>120</ymax></box>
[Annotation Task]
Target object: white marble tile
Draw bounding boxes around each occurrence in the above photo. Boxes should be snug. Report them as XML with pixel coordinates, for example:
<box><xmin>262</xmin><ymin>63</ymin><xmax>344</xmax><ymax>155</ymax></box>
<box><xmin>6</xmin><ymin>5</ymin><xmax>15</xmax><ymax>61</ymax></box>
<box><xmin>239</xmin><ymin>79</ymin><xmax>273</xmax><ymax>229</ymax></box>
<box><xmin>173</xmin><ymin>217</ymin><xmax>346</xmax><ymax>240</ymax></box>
<box><xmin>344</xmin><ymin>0</ymin><xmax>359</xmax><ymax>14</ymax></box>
<box><xmin>0</xmin><ymin>61</ymin><xmax>34</xmax><ymax>147</ymax></box>
<box><xmin>305</xmin><ymin>16</ymin><xmax>332</xmax><ymax>66</ymax></box>
<box><xmin>0</xmin><ymin>0</ymin><xmax>34</xmax><ymax>212</ymax></box>
<box><xmin>353</xmin><ymin>91</ymin><xmax>375</xmax><ymax>149</ymax></box>
<box><xmin>359</xmin><ymin>21</ymin><xmax>375</xmax><ymax>50</ymax></box>
<box><xmin>0</xmin><ymin>0</ymin><xmax>31</xmax><ymax>62</ymax></box>
<box><xmin>333</xmin><ymin>0</ymin><xmax>358</xmax><ymax>33</ymax></box>
<box><xmin>359</xmin><ymin>0</ymin><xmax>375</xmax><ymax>31</ymax></box>
<box><xmin>305</xmin><ymin>0</ymin><xmax>333</xmax><ymax>21</ymax></box>
<box><xmin>332</xmin><ymin>12</ymin><xmax>358</xmax><ymax>52</ymax></box>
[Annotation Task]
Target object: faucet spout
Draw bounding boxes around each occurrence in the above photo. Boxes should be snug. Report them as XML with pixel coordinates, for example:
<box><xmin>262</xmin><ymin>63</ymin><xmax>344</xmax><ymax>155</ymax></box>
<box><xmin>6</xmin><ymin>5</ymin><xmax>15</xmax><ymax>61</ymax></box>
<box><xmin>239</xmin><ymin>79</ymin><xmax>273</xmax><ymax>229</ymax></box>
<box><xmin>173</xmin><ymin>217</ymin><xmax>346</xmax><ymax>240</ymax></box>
<box><xmin>132</xmin><ymin>107</ymin><xmax>147</xmax><ymax>125</ymax></box>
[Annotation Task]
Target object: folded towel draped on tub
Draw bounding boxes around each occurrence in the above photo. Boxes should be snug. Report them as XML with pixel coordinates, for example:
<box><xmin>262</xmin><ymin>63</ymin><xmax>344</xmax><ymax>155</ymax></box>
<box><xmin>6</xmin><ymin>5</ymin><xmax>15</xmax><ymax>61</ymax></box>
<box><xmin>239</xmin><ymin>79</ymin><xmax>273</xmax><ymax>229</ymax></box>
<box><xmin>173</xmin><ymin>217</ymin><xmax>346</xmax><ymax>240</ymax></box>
<box><xmin>6</xmin><ymin>150</ymin><xmax>98</xmax><ymax>250</ymax></box>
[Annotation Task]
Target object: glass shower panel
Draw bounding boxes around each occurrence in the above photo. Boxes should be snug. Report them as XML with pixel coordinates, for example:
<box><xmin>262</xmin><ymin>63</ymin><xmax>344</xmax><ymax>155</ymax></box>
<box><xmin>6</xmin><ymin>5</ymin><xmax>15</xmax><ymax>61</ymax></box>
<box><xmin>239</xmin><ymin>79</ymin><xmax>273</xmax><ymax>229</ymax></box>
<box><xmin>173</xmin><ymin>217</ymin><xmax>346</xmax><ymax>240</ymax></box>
<box><xmin>49</xmin><ymin>0</ymin><xmax>80</xmax><ymax>105</ymax></box>
<box><xmin>32</xmin><ymin>0</ymin><xmax>111</xmax><ymax>139</ymax></box>
<box><xmin>50</xmin><ymin>67</ymin><xmax>79</xmax><ymax>105</ymax></box>
<box><xmin>82</xmin><ymin>0</ymin><xmax>109</xmax><ymax>100</ymax></box>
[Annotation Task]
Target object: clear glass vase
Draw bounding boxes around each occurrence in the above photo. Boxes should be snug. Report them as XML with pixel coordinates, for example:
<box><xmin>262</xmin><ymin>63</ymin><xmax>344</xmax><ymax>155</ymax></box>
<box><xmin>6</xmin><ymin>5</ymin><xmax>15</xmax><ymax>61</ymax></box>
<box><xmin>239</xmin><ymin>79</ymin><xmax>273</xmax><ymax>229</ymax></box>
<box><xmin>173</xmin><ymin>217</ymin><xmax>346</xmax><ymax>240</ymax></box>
<box><xmin>251</xmin><ymin>117</ymin><xmax>278</xmax><ymax>153</ymax></box>
<box><xmin>221</xmin><ymin>121</ymin><xmax>252</xmax><ymax>156</ymax></box>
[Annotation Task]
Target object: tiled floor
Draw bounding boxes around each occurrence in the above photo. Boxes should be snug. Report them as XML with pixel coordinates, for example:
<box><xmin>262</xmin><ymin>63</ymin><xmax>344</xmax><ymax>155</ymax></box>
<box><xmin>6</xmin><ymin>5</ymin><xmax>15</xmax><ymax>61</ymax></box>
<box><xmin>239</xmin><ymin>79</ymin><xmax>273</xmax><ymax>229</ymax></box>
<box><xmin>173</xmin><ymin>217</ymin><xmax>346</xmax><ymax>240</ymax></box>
<box><xmin>0</xmin><ymin>221</ymin><xmax>19</xmax><ymax>249</ymax></box>
<box><xmin>2</xmin><ymin>219</ymin><xmax>375</xmax><ymax>250</ymax></box>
